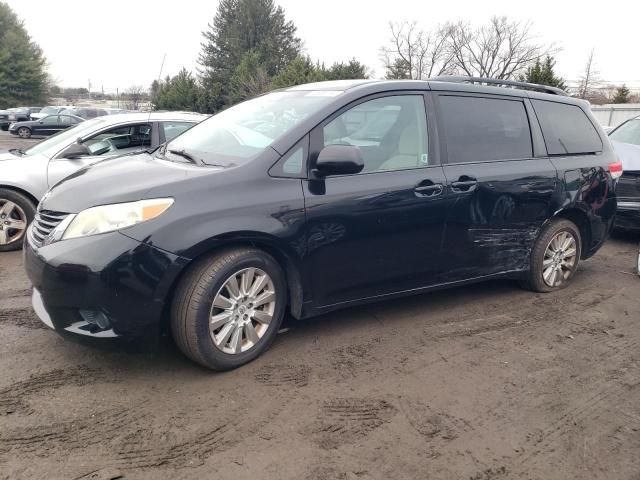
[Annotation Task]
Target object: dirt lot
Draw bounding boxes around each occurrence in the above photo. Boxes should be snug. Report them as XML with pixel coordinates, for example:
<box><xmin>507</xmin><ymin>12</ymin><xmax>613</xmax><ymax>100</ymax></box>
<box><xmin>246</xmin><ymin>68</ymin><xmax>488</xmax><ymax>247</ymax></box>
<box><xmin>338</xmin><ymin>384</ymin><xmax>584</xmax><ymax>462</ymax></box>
<box><xmin>1</xmin><ymin>132</ymin><xmax>639</xmax><ymax>480</ymax></box>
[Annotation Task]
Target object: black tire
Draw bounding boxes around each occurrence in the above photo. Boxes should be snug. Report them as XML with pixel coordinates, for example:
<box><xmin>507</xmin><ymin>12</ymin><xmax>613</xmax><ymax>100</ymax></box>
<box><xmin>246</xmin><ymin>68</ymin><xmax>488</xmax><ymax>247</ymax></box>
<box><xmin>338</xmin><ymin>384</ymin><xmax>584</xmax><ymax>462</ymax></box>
<box><xmin>170</xmin><ymin>247</ymin><xmax>287</xmax><ymax>371</ymax></box>
<box><xmin>0</xmin><ymin>188</ymin><xmax>36</xmax><ymax>252</ymax></box>
<box><xmin>17</xmin><ymin>127</ymin><xmax>31</xmax><ymax>139</ymax></box>
<box><xmin>0</xmin><ymin>125</ymin><xmax>8</xmax><ymax>131</ymax></box>
<box><xmin>520</xmin><ymin>219</ymin><xmax>582</xmax><ymax>292</ymax></box>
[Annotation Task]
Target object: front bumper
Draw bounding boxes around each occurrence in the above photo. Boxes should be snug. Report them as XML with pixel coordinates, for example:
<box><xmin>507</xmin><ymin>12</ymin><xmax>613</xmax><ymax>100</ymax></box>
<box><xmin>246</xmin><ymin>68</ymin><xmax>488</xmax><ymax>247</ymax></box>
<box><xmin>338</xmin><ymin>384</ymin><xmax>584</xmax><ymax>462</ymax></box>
<box><xmin>24</xmin><ymin>231</ymin><xmax>188</xmax><ymax>340</ymax></box>
<box><xmin>615</xmin><ymin>201</ymin><xmax>640</xmax><ymax>231</ymax></box>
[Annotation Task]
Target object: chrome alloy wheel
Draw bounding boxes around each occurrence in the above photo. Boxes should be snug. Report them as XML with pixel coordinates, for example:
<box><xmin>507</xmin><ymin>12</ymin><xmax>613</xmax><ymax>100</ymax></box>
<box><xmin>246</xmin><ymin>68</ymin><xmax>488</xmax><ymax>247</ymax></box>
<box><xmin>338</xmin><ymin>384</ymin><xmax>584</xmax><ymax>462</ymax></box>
<box><xmin>209</xmin><ymin>267</ymin><xmax>276</xmax><ymax>354</ymax></box>
<box><xmin>542</xmin><ymin>231</ymin><xmax>578</xmax><ymax>287</ymax></box>
<box><xmin>0</xmin><ymin>199</ymin><xmax>27</xmax><ymax>246</ymax></box>
<box><xmin>17</xmin><ymin>127</ymin><xmax>30</xmax><ymax>138</ymax></box>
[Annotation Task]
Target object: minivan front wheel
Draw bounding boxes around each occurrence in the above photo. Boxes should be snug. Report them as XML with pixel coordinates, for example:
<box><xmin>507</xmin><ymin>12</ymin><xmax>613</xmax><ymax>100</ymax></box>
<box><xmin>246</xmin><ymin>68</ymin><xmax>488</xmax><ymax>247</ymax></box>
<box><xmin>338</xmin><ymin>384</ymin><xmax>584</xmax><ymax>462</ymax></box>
<box><xmin>171</xmin><ymin>247</ymin><xmax>287</xmax><ymax>370</ymax></box>
<box><xmin>522</xmin><ymin>219</ymin><xmax>582</xmax><ymax>292</ymax></box>
<box><xmin>0</xmin><ymin>189</ymin><xmax>35</xmax><ymax>252</ymax></box>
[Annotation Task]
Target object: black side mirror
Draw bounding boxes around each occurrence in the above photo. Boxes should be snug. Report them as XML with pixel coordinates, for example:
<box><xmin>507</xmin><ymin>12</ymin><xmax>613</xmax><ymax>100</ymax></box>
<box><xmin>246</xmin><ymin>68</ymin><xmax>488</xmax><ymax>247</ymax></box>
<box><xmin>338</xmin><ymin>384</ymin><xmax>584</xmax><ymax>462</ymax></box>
<box><xmin>61</xmin><ymin>142</ymin><xmax>91</xmax><ymax>159</ymax></box>
<box><xmin>313</xmin><ymin>144</ymin><xmax>364</xmax><ymax>177</ymax></box>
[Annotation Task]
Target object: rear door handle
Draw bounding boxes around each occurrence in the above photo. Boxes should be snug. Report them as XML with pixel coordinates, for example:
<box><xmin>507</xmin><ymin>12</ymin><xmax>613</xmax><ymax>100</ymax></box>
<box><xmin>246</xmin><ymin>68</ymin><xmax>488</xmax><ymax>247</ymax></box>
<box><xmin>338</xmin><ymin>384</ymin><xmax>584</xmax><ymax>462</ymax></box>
<box><xmin>414</xmin><ymin>183</ymin><xmax>443</xmax><ymax>197</ymax></box>
<box><xmin>451</xmin><ymin>179</ymin><xmax>478</xmax><ymax>192</ymax></box>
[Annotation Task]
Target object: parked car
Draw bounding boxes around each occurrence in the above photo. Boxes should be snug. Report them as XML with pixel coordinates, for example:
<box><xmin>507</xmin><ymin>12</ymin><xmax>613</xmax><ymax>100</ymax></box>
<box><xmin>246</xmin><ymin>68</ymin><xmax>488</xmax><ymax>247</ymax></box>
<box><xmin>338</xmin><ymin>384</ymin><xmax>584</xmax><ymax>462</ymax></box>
<box><xmin>23</xmin><ymin>78</ymin><xmax>619</xmax><ymax>371</ymax></box>
<box><xmin>60</xmin><ymin>107</ymin><xmax>108</xmax><ymax>119</ymax></box>
<box><xmin>30</xmin><ymin>105</ymin><xmax>73</xmax><ymax>121</ymax></box>
<box><xmin>609</xmin><ymin>115</ymin><xmax>640</xmax><ymax>231</ymax></box>
<box><xmin>8</xmin><ymin>114</ymin><xmax>84</xmax><ymax>138</ymax></box>
<box><xmin>0</xmin><ymin>107</ymin><xmax>41</xmax><ymax>130</ymax></box>
<box><xmin>0</xmin><ymin>111</ymin><xmax>205</xmax><ymax>251</ymax></box>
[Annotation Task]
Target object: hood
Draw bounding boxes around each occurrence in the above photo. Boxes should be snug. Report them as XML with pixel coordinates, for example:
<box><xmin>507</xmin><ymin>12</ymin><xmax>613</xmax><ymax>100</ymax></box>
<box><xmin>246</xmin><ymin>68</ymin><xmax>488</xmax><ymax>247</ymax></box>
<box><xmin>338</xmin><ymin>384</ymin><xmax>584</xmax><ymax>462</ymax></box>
<box><xmin>42</xmin><ymin>152</ymin><xmax>221</xmax><ymax>213</ymax></box>
<box><xmin>611</xmin><ymin>141</ymin><xmax>640</xmax><ymax>172</ymax></box>
<box><xmin>0</xmin><ymin>151</ymin><xmax>20</xmax><ymax>162</ymax></box>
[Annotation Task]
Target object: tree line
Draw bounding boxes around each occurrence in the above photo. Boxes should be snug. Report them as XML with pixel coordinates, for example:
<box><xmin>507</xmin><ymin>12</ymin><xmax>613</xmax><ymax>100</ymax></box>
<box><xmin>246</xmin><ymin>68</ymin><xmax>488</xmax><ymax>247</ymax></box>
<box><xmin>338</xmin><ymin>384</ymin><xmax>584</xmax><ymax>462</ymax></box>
<box><xmin>0</xmin><ymin>0</ymin><xmax>635</xmax><ymax>111</ymax></box>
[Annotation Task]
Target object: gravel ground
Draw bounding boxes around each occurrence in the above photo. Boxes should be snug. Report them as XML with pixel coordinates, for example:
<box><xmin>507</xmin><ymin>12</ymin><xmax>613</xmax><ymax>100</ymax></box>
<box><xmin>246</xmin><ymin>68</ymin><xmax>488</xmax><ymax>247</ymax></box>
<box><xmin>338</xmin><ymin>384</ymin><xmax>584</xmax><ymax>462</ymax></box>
<box><xmin>1</xmin><ymin>132</ymin><xmax>639</xmax><ymax>480</ymax></box>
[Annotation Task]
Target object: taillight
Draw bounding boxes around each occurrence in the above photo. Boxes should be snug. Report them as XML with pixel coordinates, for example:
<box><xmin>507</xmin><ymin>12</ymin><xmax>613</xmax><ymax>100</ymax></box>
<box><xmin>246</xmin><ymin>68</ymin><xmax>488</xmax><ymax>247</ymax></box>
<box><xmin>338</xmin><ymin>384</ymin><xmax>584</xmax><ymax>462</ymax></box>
<box><xmin>609</xmin><ymin>160</ymin><xmax>623</xmax><ymax>180</ymax></box>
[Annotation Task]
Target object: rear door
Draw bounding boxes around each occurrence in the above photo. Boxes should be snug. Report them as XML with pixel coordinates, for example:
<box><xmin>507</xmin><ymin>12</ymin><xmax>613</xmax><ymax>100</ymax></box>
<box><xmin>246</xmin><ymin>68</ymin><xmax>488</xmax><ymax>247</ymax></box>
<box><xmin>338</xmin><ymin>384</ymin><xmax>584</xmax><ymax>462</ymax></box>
<box><xmin>435</xmin><ymin>93</ymin><xmax>557</xmax><ymax>282</ymax></box>
<box><xmin>302</xmin><ymin>92</ymin><xmax>449</xmax><ymax>308</ymax></box>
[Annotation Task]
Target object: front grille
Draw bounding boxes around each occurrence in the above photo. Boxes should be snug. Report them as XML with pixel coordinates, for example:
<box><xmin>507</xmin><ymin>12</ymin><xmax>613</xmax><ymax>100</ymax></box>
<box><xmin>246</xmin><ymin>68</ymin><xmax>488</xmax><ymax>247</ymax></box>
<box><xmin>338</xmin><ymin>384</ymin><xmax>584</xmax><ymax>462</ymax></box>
<box><xmin>617</xmin><ymin>173</ymin><xmax>640</xmax><ymax>200</ymax></box>
<box><xmin>29</xmin><ymin>210</ymin><xmax>69</xmax><ymax>247</ymax></box>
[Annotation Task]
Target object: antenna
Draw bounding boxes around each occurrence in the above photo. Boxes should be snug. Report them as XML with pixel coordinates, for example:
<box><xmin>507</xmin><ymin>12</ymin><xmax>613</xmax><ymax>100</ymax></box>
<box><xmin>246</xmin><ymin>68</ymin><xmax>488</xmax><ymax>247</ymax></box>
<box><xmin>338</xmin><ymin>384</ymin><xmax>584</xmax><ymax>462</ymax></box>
<box><xmin>148</xmin><ymin>53</ymin><xmax>166</xmax><ymax>138</ymax></box>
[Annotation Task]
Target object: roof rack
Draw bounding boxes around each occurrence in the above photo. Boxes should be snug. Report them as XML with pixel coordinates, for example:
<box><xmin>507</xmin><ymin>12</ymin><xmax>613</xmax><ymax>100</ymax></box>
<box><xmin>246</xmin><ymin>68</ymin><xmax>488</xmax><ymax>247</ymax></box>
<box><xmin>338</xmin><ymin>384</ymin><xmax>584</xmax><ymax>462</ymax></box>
<box><xmin>430</xmin><ymin>76</ymin><xmax>569</xmax><ymax>96</ymax></box>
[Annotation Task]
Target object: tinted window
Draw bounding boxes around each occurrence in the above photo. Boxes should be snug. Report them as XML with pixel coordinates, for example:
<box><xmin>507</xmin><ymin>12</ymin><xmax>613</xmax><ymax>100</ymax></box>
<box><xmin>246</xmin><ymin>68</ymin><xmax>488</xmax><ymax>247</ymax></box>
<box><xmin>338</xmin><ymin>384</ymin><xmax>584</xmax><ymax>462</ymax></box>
<box><xmin>323</xmin><ymin>95</ymin><xmax>429</xmax><ymax>172</ymax></box>
<box><xmin>439</xmin><ymin>96</ymin><xmax>532</xmax><ymax>163</ymax></box>
<box><xmin>532</xmin><ymin>100</ymin><xmax>602</xmax><ymax>155</ymax></box>
<box><xmin>609</xmin><ymin>119</ymin><xmax>640</xmax><ymax>146</ymax></box>
<box><xmin>42</xmin><ymin>115</ymin><xmax>59</xmax><ymax>124</ymax></box>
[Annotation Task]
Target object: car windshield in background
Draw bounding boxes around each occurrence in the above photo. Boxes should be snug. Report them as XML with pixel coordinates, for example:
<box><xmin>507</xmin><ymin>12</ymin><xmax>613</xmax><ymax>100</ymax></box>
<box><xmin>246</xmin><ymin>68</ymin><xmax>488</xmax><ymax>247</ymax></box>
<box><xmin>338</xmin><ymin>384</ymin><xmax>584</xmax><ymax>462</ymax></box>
<box><xmin>22</xmin><ymin>117</ymin><xmax>105</xmax><ymax>157</ymax></box>
<box><xmin>610</xmin><ymin>119</ymin><xmax>640</xmax><ymax>146</ymax></box>
<box><xmin>166</xmin><ymin>90</ymin><xmax>341</xmax><ymax>166</ymax></box>
<box><xmin>38</xmin><ymin>106</ymin><xmax>61</xmax><ymax>115</ymax></box>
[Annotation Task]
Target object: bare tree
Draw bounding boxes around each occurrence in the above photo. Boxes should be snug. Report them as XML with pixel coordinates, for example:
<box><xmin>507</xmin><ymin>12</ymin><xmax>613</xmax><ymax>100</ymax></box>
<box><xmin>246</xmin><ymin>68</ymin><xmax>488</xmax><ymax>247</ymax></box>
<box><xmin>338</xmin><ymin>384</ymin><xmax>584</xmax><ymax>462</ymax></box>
<box><xmin>380</xmin><ymin>21</ymin><xmax>454</xmax><ymax>80</ymax></box>
<box><xmin>577</xmin><ymin>49</ymin><xmax>600</xmax><ymax>100</ymax></box>
<box><xmin>447</xmin><ymin>16</ymin><xmax>556</xmax><ymax>80</ymax></box>
<box><xmin>124</xmin><ymin>85</ymin><xmax>146</xmax><ymax>111</ymax></box>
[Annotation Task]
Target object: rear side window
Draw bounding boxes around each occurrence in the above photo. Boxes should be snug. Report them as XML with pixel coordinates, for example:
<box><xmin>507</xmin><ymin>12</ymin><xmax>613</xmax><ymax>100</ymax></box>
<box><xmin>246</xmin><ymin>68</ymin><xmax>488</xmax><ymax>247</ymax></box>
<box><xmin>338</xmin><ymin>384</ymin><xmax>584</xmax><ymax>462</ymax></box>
<box><xmin>531</xmin><ymin>100</ymin><xmax>602</xmax><ymax>155</ymax></box>
<box><xmin>439</xmin><ymin>96</ymin><xmax>532</xmax><ymax>163</ymax></box>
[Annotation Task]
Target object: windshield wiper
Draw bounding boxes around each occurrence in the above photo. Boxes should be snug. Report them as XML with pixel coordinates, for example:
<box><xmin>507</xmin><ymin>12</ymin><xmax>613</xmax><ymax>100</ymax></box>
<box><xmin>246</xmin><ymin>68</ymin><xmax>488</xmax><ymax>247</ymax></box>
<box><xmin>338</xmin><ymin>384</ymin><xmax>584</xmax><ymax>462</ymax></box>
<box><xmin>167</xmin><ymin>148</ymin><xmax>204</xmax><ymax>166</ymax></box>
<box><xmin>9</xmin><ymin>148</ymin><xmax>25</xmax><ymax>156</ymax></box>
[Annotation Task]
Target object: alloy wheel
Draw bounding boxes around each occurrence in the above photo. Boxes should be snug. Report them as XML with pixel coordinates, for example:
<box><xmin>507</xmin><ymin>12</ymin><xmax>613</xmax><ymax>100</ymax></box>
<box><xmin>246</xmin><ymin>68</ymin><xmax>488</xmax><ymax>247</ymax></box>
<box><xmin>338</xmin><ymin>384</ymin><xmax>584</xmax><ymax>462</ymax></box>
<box><xmin>0</xmin><ymin>199</ymin><xmax>28</xmax><ymax>246</ymax></box>
<box><xmin>542</xmin><ymin>230</ymin><xmax>578</xmax><ymax>287</ymax></box>
<box><xmin>18</xmin><ymin>127</ymin><xmax>30</xmax><ymax>138</ymax></box>
<box><xmin>209</xmin><ymin>267</ymin><xmax>276</xmax><ymax>354</ymax></box>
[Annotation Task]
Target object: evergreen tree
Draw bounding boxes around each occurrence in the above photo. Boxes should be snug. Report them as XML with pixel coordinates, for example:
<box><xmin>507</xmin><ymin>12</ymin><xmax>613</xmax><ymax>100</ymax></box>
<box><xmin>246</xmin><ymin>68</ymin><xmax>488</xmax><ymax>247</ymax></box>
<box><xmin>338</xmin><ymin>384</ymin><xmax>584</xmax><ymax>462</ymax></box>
<box><xmin>0</xmin><ymin>2</ymin><xmax>48</xmax><ymax>106</ymax></box>
<box><xmin>324</xmin><ymin>59</ymin><xmax>369</xmax><ymax>80</ymax></box>
<box><xmin>198</xmin><ymin>0</ymin><xmax>301</xmax><ymax>112</ymax></box>
<box><xmin>228</xmin><ymin>50</ymin><xmax>271</xmax><ymax>105</ymax></box>
<box><xmin>152</xmin><ymin>69</ymin><xmax>201</xmax><ymax>112</ymax></box>
<box><xmin>385</xmin><ymin>58</ymin><xmax>411</xmax><ymax>80</ymax></box>
<box><xmin>270</xmin><ymin>56</ymin><xmax>325</xmax><ymax>89</ymax></box>
<box><xmin>612</xmin><ymin>84</ymin><xmax>630</xmax><ymax>104</ymax></box>
<box><xmin>519</xmin><ymin>56</ymin><xmax>566</xmax><ymax>91</ymax></box>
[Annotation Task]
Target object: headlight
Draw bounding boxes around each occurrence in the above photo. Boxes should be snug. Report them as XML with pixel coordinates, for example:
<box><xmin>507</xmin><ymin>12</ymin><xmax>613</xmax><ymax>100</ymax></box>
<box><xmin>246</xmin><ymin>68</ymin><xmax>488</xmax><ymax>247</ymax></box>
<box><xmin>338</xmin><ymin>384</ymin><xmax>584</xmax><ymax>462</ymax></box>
<box><xmin>61</xmin><ymin>198</ymin><xmax>174</xmax><ymax>240</ymax></box>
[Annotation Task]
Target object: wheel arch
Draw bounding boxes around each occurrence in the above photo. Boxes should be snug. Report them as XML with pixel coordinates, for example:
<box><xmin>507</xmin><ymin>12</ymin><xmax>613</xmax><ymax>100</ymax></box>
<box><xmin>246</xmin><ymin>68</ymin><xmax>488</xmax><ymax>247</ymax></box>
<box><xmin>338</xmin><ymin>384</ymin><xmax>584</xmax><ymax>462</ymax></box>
<box><xmin>549</xmin><ymin>207</ymin><xmax>592</xmax><ymax>259</ymax></box>
<box><xmin>160</xmin><ymin>235</ymin><xmax>306</xmax><ymax>332</ymax></box>
<box><xmin>0</xmin><ymin>185</ymin><xmax>39</xmax><ymax>209</ymax></box>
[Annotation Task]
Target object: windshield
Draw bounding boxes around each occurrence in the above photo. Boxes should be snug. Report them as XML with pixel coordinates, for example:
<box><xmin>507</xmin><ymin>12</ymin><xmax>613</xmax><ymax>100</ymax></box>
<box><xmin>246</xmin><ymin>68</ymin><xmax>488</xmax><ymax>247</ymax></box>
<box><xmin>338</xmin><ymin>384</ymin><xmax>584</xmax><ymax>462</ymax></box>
<box><xmin>610</xmin><ymin>119</ymin><xmax>640</xmax><ymax>146</ymax></box>
<box><xmin>22</xmin><ymin>117</ymin><xmax>105</xmax><ymax>157</ymax></box>
<box><xmin>39</xmin><ymin>106</ymin><xmax>60</xmax><ymax>115</ymax></box>
<box><xmin>167</xmin><ymin>90</ymin><xmax>341</xmax><ymax>166</ymax></box>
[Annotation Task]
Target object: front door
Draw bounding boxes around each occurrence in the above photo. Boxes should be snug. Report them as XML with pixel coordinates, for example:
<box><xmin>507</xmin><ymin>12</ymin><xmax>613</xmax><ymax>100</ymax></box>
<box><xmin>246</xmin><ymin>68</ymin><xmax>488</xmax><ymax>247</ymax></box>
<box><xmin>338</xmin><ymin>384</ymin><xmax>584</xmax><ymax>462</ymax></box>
<box><xmin>435</xmin><ymin>93</ymin><xmax>557</xmax><ymax>282</ymax></box>
<box><xmin>303</xmin><ymin>93</ymin><xmax>449</xmax><ymax>308</ymax></box>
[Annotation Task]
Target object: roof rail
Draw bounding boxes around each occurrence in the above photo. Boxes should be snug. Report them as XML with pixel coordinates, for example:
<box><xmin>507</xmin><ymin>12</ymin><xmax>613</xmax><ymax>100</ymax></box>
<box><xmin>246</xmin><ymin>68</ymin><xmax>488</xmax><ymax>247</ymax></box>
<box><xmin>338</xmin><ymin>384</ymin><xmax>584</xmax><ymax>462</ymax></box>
<box><xmin>430</xmin><ymin>76</ymin><xmax>569</xmax><ymax>96</ymax></box>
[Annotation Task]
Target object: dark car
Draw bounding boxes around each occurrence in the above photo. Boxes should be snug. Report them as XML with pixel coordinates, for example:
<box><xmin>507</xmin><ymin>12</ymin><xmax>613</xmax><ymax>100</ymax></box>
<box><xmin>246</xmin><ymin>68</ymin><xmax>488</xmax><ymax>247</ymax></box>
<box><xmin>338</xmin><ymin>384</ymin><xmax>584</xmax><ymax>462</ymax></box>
<box><xmin>608</xmin><ymin>115</ymin><xmax>640</xmax><ymax>231</ymax></box>
<box><xmin>8</xmin><ymin>114</ymin><xmax>84</xmax><ymax>138</ymax></box>
<box><xmin>24</xmin><ymin>78</ymin><xmax>619</xmax><ymax>371</ymax></box>
<box><xmin>60</xmin><ymin>107</ymin><xmax>108</xmax><ymax>119</ymax></box>
<box><xmin>0</xmin><ymin>107</ymin><xmax>41</xmax><ymax>130</ymax></box>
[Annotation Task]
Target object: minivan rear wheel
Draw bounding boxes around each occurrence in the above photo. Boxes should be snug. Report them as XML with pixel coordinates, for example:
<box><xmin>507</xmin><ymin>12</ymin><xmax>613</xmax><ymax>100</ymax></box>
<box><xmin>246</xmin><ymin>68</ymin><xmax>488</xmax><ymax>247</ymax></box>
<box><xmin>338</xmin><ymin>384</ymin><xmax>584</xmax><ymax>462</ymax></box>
<box><xmin>521</xmin><ymin>219</ymin><xmax>582</xmax><ymax>292</ymax></box>
<box><xmin>170</xmin><ymin>247</ymin><xmax>287</xmax><ymax>371</ymax></box>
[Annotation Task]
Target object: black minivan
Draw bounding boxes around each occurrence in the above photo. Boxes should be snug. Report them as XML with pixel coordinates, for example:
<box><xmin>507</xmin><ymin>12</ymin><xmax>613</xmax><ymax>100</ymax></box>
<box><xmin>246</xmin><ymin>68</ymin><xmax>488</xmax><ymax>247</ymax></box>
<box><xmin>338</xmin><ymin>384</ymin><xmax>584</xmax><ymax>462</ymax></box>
<box><xmin>24</xmin><ymin>78</ymin><xmax>620</xmax><ymax>370</ymax></box>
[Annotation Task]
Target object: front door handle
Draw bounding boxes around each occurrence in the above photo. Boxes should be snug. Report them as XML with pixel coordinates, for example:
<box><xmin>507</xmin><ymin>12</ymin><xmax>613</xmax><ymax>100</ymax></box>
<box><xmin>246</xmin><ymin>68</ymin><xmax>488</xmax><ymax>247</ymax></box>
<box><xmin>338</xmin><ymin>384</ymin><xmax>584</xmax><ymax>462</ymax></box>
<box><xmin>414</xmin><ymin>183</ymin><xmax>444</xmax><ymax>197</ymax></box>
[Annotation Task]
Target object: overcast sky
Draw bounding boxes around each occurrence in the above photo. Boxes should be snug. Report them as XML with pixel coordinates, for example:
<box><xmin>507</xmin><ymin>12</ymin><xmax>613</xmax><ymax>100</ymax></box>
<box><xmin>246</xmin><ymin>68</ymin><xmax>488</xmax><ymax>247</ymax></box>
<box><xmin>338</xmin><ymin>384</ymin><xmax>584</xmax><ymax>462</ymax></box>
<box><xmin>7</xmin><ymin>0</ymin><xmax>639</xmax><ymax>92</ymax></box>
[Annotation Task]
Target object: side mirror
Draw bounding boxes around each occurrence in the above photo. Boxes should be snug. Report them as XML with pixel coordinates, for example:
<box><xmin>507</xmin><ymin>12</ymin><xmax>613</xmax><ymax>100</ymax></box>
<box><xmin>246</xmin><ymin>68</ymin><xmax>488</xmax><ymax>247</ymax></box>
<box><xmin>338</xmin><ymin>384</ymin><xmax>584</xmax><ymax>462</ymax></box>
<box><xmin>313</xmin><ymin>144</ymin><xmax>364</xmax><ymax>177</ymax></box>
<box><xmin>61</xmin><ymin>142</ymin><xmax>91</xmax><ymax>159</ymax></box>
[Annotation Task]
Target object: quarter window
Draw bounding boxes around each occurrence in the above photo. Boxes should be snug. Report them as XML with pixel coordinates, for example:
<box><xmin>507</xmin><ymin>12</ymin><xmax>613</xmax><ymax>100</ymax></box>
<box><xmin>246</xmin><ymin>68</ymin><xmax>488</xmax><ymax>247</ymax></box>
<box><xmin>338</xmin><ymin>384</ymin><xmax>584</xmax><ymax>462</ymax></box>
<box><xmin>439</xmin><ymin>96</ymin><xmax>532</xmax><ymax>163</ymax></box>
<box><xmin>531</xmin><ymin>99</ymin><xmax>602</xmax><ymax>155</ymax></box>
<box><xmin>322</xmin><ymin>95</ymin><xmax>429</xmax><ymax>173</ymax></box>
<box><xmin>162</xmin><ymin>121</ymin><xmax>194</xmax><ymax>142</ymax></box>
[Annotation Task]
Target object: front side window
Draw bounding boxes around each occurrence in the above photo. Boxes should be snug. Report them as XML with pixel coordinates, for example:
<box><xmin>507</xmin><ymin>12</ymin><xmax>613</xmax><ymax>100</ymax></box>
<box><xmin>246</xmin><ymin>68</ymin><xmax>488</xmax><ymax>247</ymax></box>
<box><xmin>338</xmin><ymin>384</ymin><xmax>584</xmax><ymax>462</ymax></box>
<box><xmin>322</xmin><ymin>95</ymin><xmax>429</xmax><ymax>172</ymax></box>
<box><xmin>439</xmin><ymin>96</ymin><xmax>532</xmax><ymax>164</ymax></box>
<box><xmin>532</xmin><ymin>99</ymin><xmax>602</xmax><ymax>155</ymax></box>
<box><xmin>167</xmin><ymin>90</ymin><xmax>340</xmax><ymax>167</ymax></box>
<box><xmin>610</xmin><ymin>119</ymin><xmax>640</xmax><ymax>146</ymax></box>
<box><xmin>82</xmin><ymin>123</ymin><xmax>152</xmax><ymax>155</ymax></box>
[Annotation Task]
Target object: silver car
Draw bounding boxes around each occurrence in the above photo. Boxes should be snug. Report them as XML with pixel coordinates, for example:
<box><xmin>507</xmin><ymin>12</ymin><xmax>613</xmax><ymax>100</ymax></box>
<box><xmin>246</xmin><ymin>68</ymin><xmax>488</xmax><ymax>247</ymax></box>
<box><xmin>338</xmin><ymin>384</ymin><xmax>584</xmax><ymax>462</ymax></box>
<box><xmin>0</xmin><ymin>111</ymin><xmax>206</xmax><ymax>251</ymax></box>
